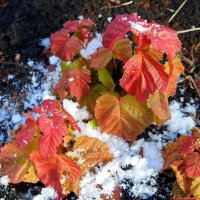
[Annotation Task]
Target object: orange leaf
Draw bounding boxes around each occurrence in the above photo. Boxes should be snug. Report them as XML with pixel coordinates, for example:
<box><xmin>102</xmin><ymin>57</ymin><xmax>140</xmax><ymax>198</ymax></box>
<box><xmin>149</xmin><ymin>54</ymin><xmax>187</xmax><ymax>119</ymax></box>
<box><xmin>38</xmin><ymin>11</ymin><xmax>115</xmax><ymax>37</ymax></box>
<box><xmin>161</xmin><ymin>136</ymin><xmax>188</xmax><ymax>172</ymax></box>
<box><xmin>0</xmin><ymin>139</ymin><xmax>39</xmax><ymax>184</ymax></box>
<box><xmin>73</xmin><ymin>136</ymin><xmax>113</xmax><ymax>171</ymax></box>
<box><xmin>94</xmin><ymin>94</ymin><xmax>153</xmax><ymax>140</ymax></box>
<box><xmin>89</xmin><ymin>47</ymin><xmax>112</xmax><ymax>69</ymax></box>
<box><xmin>171</xmin><ymin>160</ymin><xmax>189</xmax><ymax>193</ymax></box>
<box><xmin>165</xmin><ymin>57</ymin><xmax>184</xmax><ymax>97</ymax></box>
<box><xmin>147</xmin><ymin>90</ymin><xmax>171</xmax><ymax>125</ymax></box>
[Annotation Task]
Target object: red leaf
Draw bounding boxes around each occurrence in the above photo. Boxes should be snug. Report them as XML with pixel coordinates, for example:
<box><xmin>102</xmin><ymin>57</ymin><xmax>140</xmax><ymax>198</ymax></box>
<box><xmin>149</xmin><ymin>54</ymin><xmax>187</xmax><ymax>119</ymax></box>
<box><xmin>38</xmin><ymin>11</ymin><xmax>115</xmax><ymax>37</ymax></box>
<box><xmin>37</xmin><ymin>114</ymin><xmax>68</xmax><ymax>159</ymax></box>
<box><xmin>30</xmin><ymin>152</ymin><xmax>81</xmax><ymax>196</ymax></box>
<box><xmin>16</xmin><ymin>118</ymin><xmax>38</xmax><ymax>148</ymax></box>
<box><xmin>66</xmin><ymin>68</ymin><xmax>91</xmax><ymax>101</ymax></box>
<box><xmin>33</xmin><ymin>99</ymin><xmax>57</xmax><ymax>114</ymax></box>
<box><xmin>120</xmin><ymin>52</ymin><xmax>169</xmax><ymax>102</ymax></box>
<box><xmin>103</xmin><ymin>14</ymin><xmax>144</xmax><ymax>49</ymax></box>
<box><xmin>180</xmin><ymin>136</ymin><xmax>196</xmax><ymax>156</ymax></box>
<box><xmin>54</xmin><ymin>71</ymin><xmax>69</xmax><ymax>101</ymax></box>
<box><xmin>146</xmin><ymin>22</ymin><xmax>181</xmax><ymax>58</ymax></box>
<box><xmin>184</xmin><ymin>152</ymin><xmax>200</xmax><ymax>179</ymax></box>
<box><xmin>50</xmin><ymin>29</ymin><xmax>83</xmax><ymax>61</ymax></box>
<box><xmin>103</xmin><ymin>14</ymin><xmax>181</xmax><ymax>58</ymax></box>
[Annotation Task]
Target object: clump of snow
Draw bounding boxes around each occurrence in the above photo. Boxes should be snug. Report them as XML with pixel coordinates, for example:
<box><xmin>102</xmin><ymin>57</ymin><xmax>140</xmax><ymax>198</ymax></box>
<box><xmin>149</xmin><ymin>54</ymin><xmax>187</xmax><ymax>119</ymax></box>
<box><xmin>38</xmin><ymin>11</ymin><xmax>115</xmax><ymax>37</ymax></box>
<box><xmin>39</xmin><ymin>37</ymin><xmax>51</xmax><ymax>49</ymax></box>
<box><xmin>80</xmin><ymin>35</ymin><xmax>103</xmax><ymax>59</ymax></box>
<box><xmin>27</xmin><ymin>60</ymin><xmax>34</xmax><ymax>67</ymax></box>
<box><xmin>0</xmin><ymin>176</ymin><xmax>10</xmax><ymax>187</ymax></box>
<box><xmin>107</xmin><ymin>17</ymin><xmax>112</xmax><ymax>22</ymax></box>
<box><xmin>78</xmin><ymin>15</ymin><xmax>84</xmax><ymax>20</ymax></box>
<box><xmin>11</xmin><ymin>114</ymin><xmax>22</xmax><ymax>124</ymax></box>
<box><xmin>33</xmin><ymin>186</ymin><xmax>57</xmax><ymax>200</ymax></box>
<box><xmin>166</xmin><ymin>101</ymin><xmax>196</xmax><ymax>135</ymax></box>
<box><xmin>7</xmin><ymin>74</ymin><xmax>14</xmax><ymax>80</ymax></box>
<box><xmin>49</xmin><ymin>55</ymin><xmax>60</xmax><ymax>65</ymax></box>
<box><xmin>143</xmin><ymin>142</ymin><xmax>164</xmax><ymax>171</ymax></box>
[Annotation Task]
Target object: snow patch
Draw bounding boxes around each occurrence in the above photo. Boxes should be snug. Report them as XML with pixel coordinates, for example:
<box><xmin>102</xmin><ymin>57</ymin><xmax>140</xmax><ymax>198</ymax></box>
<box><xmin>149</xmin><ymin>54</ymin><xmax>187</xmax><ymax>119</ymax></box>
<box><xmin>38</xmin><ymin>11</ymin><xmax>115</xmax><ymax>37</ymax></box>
<box><xmin>80</xmin><ymin>35</ymin><xmax>103</xmax><ymax>59</ymax></box>
<box><xmin>0</xmin><ymin>176</ymin><xmax>10</xmax><ymax>187</ymax></box>
<box><xmin>40</xmin><ymin>38</ymin><xmax>51</xmax><ymax>49</ymax></box>
<box><xmin>33</xmin><ymin>186</ymin><xmax>58</xmax><ymax>200</ymax></box>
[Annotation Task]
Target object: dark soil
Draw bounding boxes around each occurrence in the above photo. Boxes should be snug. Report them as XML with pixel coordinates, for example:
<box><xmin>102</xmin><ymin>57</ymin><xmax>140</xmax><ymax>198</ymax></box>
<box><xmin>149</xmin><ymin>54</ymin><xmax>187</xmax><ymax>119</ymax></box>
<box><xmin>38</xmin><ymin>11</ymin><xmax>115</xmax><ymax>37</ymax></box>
<box><xmin>0</xmin><ymin>0</ymin><xmax>200</xmax><ymax>199</ymax></box>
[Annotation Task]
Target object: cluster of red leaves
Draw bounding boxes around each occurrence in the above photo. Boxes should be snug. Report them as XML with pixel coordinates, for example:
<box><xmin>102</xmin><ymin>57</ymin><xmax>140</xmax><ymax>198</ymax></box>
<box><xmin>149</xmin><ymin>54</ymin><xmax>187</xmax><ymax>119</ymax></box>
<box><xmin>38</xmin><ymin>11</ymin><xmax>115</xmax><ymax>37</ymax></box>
<box><xmin>0</xmin><ymin>100</ymin><xmax>113</xmax><ymax>199</ymax></box>
<box><xmin>161</xmin><ymin>127</ymin><xmax>200</xmax><ymax>198</ymax></box>
<box><xmin>52</xmin><ymin>14</ymin><xmax>184</xmax><ymax>141</ymax></box>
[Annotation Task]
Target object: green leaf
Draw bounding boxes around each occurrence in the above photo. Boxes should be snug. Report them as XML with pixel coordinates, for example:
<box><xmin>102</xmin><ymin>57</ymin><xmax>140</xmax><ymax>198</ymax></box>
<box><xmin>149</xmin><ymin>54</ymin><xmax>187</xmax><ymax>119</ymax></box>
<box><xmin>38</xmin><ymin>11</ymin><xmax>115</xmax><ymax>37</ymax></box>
<box><xmin>172</xmin><ymin>181</ymin><xmax>185</xmax><ymax>196</ymax></box>
<box><xmin>89</xmin><ymin>119</ymin><xmax>98</xmax><ymax>129</ymax></box>
<box><xmin>97</xmin><ymin>68</ymin><xmax>115</xmax><ymax>91</ymax></box>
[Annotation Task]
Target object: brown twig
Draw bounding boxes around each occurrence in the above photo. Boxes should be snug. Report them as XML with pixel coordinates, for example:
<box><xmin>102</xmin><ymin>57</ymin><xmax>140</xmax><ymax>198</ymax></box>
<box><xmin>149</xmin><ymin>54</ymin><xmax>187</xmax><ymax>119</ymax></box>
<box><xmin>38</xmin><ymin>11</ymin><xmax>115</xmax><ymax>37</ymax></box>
<box><xmin>100</xmin><ymin>0</ymin><xmax>133</xmax><ymax>10</ymax></box>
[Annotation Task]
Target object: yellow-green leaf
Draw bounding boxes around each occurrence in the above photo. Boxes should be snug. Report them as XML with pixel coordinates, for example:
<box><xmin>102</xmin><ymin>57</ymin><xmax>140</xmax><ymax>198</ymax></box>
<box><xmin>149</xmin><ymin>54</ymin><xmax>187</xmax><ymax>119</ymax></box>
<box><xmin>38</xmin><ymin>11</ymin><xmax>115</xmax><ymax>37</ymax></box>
<box><xmin>98</xmin><ymin>68</ymin><xmax>115</xmax><ymax>91</ymax></box>
<box><xmin>191</xmin><ymin>177</ymin><xmax>200</xmax><ymax>197</ymax></box>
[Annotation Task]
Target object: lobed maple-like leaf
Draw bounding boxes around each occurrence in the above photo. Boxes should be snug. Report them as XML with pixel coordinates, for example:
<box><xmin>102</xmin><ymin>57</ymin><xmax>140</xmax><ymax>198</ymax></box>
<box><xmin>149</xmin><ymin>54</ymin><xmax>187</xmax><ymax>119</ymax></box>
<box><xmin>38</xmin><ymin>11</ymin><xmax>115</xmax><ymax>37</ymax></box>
<box><xmin>34</xmin><ymin>99</ymin><xmax>80</xmax><ymax>158</ymax></box>
<box><xmin>145</xmin><ymin>22</ymin><xmax>181</xmax><ymax>58</ymax></box>
<box><xmin>161</xmin><ymin>136</ymin><xmax>189</xmax><ymax>172</ymax></box>
<box><xmin>184</xmin><ymin>152</ymin><xmax>200</xmax><ymax>179</ymax></box>
<box><xmin>66</xmin><ymin>68</ymin><xmax>91</xmax><ymax>101</ymax></box>
<box><xmin>51</xmin><ymin>19</ymin><xmax>94</xmax><ymax>61</ymax></box>
<box><xmin>102</xmin><ymin>14</ymin><xmax>145</xmax><ymax>50</ymax></box>
<box><xmin>73</xmin><ymin>136</ymin><xmax>113</xmax><ymax>171</ymax></box>
<box><xmin>165</xmin><ymin>57</ymin><xmax>184</xmax><ymax>97</ymax></box>
<box><xmin>30</xmin><ymin>152</ymin><xmax>81</xmax><ymax>197</ymax></box>
<box><xmin>34</xmin><ymin>99</ymin><xmax>80</xmax><ymax>132</ymax></box>
<box><xmin>120</xmin><ymin>52</ymin><xmax>169</xmax><ymax>102</ymax></box>
<box><xmin>0</xmin><ymin>139</ymin><xmax>39</xmax><ymax>184</ymax></box>
<box><xmin>37</xmin><ymin>114</ymin><xmax>69</xmax><ymax>159</ymax></box>
<box><xmin>50</xmin><ymin>29</ymin><xmax>83</xmax><ymax>61</ymax></box>
<box><xmin>62</xmin><ymin>136</ymin><xmax>113</xmax><ymax>195</ymax></box>
<box><xmin>15</xmin><ymin>117</ymin><xmax>38</xmax><ymax>148</ymax></box>
<box><xmin>103</xmin><ymin>14</ymin><xmax>181</xmax><ymax>58</ymax></box>
<box><xmin>94</xmin><ymin>94</ymin><xmax>153</xmax><ymax>140</ymax></box>
<box><xmin>147</xmin><ymin>91</ymin><xmax>171</xmax><ymax>124</ymax></box>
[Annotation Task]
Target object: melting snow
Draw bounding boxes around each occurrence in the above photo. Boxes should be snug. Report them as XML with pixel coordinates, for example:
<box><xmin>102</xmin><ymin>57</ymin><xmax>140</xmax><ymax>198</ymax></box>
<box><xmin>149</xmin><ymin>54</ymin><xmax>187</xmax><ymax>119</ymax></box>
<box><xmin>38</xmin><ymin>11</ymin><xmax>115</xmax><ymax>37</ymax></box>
<box><xmin>33</xmin><ymin>186</ymin><xmax>58</xmax><ymax>200</ymax></box>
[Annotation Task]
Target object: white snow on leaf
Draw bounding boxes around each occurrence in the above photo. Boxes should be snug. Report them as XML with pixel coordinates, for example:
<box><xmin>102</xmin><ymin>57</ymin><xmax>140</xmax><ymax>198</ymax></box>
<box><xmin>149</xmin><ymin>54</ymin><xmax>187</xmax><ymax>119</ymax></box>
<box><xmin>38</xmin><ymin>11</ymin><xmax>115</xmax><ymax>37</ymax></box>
<box><xmin>129</xmin><ymin>21</ymin><xmax>149</xmax><ymax>33</ymax></box>
<box><xmin>80</xmin><ymin>35</ymin><xmax>103</xmax><ymax>59</ymax></box>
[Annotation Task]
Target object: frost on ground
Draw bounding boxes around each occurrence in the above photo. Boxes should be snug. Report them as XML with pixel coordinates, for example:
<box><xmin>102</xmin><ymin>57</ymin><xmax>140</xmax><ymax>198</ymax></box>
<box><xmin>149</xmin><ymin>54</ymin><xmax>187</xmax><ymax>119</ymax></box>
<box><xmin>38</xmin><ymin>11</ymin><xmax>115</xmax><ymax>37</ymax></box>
<box><xmin>0</xmin><ymin>55</ymin><xmax>198</xmax><ymax>199</ymax></box>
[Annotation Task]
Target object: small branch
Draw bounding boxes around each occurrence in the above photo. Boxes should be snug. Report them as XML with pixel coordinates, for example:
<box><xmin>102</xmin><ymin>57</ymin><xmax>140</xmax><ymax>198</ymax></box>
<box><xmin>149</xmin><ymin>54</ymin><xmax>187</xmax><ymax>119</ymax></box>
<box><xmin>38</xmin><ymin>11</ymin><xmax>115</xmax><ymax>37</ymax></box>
<box><xmin>100</xmin><ymin>0</ymin><xmax>133</xmax><ymax>10</ymax></box>
<box><xmin>177</xmin><ymin>27</ymin><xmax>200</xmax><ymax>34</ymax></box>
<box><xmin>168</xmin><ymin>0</ymin><xmax>188</xmax><ymax>23</ymax></box>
